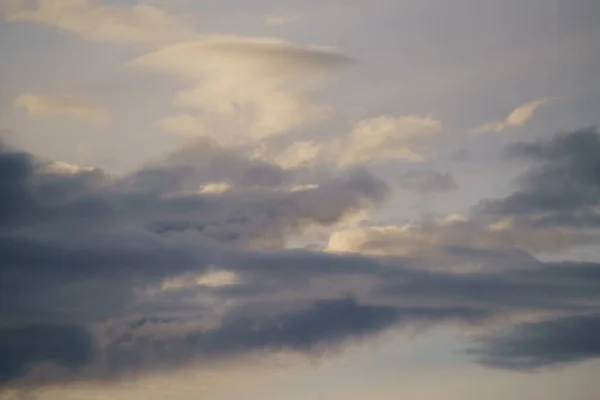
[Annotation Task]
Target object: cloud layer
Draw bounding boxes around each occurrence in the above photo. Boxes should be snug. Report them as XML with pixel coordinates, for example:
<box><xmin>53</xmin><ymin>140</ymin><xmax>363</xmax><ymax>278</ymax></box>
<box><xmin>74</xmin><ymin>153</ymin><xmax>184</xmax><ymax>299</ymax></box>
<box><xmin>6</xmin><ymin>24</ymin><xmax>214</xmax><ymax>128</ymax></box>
<box><xmin>1</xmin><ymin>128</ymin><xmax>600</xmax><ymax>388</ymax></box>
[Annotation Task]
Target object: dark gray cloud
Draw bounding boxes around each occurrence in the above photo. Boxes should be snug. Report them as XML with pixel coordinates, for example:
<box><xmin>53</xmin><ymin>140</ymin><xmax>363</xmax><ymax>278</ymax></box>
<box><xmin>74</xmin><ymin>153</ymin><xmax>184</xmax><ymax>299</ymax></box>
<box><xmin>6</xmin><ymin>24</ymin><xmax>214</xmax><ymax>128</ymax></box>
<box><xmin>474</xmin><ymin>313</ymin><xmax>600</xmax><ymax>370</ymax></box>
<box><xmin>0</xmin><ymin>141</ymin><xmax>394</xmax><ymax>385</ymax></box>
<box><xmin>398</xmin><ymin>169</ymin><xmax>458</xmax><ymax>193</ymax></box>
<box><xmin>478</xmin><ymin>127</ymin><xmax>600</xmax><ymax>228</ymax></box>
<box><xmin>0</xmin><ymin>324</ymin><xmax>92</xmax><ymax>384</ymax></box>
<box><xmin>99</xmin><ymin>299</ymin><xmax>485</xmax><ymax>378</ymax></box>
<box><xmin>378</xmin><ymin>260</ymin><xmax>600</xmax><ymax>313</ymax></box>
<box><xmin>1</xmin><ymin>129</ymin><xmax>600</xmax><ymax>387</ymax></box>
<box><xmin>0</xmin><ymin>141</ymin><xmax>386</xmax><ymax>323</ymax></box>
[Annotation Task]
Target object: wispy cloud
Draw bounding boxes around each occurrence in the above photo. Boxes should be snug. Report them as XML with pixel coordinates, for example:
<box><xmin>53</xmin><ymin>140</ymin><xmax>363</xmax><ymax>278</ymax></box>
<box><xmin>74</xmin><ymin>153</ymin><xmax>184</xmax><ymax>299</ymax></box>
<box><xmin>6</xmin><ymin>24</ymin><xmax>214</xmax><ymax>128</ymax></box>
<box><xmin>470</xmin><ymin>98</ymin><xmax>555</xmax><ymax>133</ymax></box>
<box><xmin>337</xmin><ymin>115</ymin><xmax>443</xmax><ymax>165</ymax></box>
<box><xmin>2</xmin><ymin>0</ymin><xmax>193</xmax><ymax>44</ymax></box>
<box><xmin>15</xmin><ymin>93</ymin><xmax>108</xmax><ymax>122</ymax></box>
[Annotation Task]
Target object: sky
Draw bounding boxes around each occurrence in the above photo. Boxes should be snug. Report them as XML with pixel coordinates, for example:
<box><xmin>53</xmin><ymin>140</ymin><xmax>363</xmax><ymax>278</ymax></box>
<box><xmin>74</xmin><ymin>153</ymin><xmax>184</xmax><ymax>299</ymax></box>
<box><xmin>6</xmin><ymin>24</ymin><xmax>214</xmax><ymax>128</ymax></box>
<box><xmin>1</xmin><ymin>0</ymin><xmax>600</xmax><ymax>399</ymax></box>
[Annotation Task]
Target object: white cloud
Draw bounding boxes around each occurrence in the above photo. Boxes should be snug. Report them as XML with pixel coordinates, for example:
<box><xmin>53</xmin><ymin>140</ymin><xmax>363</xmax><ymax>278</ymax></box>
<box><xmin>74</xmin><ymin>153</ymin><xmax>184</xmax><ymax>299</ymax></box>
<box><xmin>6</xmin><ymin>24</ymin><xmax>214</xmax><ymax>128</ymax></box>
<box><xmin>470</xmin><ymin>97</ymin><xmax>555</xmax><ymax>134</ymax></box>
<box><xmin>132</xmin><ymin>35</ymin><xmax>351</xmax><ymax>142</ymax></box>
<box><xmin>252</xmin><ymin>140</ymin><xmax>323</xmax><ymax>170</ymax></box>
<box><xmin>161</xmin><ymin>269</ymin><xmax>239</xmax><ymax>291</ymax></box>
<box><xmin>15</xmin><ymin>92</ymin><xmax>108</xmax><ymax>122</ymax></box>
<box><xmin>289</xmin><ymin>183</ymin><xmax>320</xmax><ymax>192</ymax></box>
<box><xmin>199</xmin><ymin>182</ymin><xmax>233</xmax><ymax>194</ymax></box>
<box><xmin>337</xmin><ymin>115</ymin><xmax>442</xmax><ymax>166</ymax></box>
<box><xmin>273</xmin><ymin>141</ymin><xmax>322</xmax><ymax>169</ymax></box>
<box><xmin>37</xmin><ymin>160</ymin><xmax>95</xmax><ymax>175</ymax></box>
<box><xmin>3</xmin><ymin>0</ymin><xmax>193</xmax><ymax>44</ymax></box>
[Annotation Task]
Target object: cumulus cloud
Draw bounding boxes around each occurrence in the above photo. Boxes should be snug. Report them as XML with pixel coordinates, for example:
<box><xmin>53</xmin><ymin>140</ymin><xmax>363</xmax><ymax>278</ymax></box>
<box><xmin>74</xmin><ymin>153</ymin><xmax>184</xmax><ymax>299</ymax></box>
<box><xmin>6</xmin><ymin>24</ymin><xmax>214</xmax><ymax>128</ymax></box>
<box><xmin>2</xmin><ymin>128</ymin><xmax>600</xmax><ymax>387</ymax></box>
<box><xmin>337</xmin><ymin>115</ymin><xmax>442</xmax><ymax>166</ymax></box>
<box><xmin>132</xmin><ymin>36</ymin><xmax>352</xmax><ymax>141</ymax></box>
<box><xmin>252</xmin><ymin>140</ymin><xmax>323</xmax><ymax>170</ymax></box>
<box><xmin>470</xmin><ymin>98</ymin><xmax>555</xmax><ymax>133</ymax></box>
<box><xmin>2</xmin><ymin>0</ymin><xmax>193</xmax><ymax>44</ymax></box>
<box><xmin>14</xmin><ymin>93</ymin><xmax>107</xmax><ymax>122</ymax></box>
<box><xmin>251</xmin><ymin>115</ymin><xmax>443</xmax><ymax>169</ymax></box>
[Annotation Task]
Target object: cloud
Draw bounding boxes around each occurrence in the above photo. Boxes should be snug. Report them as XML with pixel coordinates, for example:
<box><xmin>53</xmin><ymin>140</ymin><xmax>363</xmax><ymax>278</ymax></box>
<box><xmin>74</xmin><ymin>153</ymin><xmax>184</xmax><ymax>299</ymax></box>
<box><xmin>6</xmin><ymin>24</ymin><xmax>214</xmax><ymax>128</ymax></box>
<box><xmin>470</xmin><ymin>98</ymin><xmax>554</xmax><ymax>133</ymax></box>
<box><xmin>398</xmin><ymin>170</ymin><xmax>458</xmax><ymax>193</ymax></box>
<box><xmin>14</xmin><ymin>93</ymin><xmax>107</xmax><ymax>122</ymax></box>
<box><xmin>2</xmin><ymin>128</ymin><xmax>600</xmax><ymax>387</ymax></box>
<box><xmin>2</xmin><ymin>0</ymin><xmax>193</xmax><ymax>44</ymax></box>
<box><xmin>0</xmin><ymin>324</ymin><xmax>93</xmax><ymax>385</ymax></box>
<box><xmin>251</xmin><ymin>115</ymin><xmax>443</xmax><ymax>169</ymax></box>
<box><xmin>474</xmin><ymin>313</ymin><xmax>600</xmax><ymax>370</ymax></box>
<box><xmin>337</xmin><ymin>115</ymin><xmax>442</xmax><ymax>166</ymax></box>
<box><xmin>478</xmin><ymin>127</ymin><xmax>600</xmax><ymax>228</ymax></box>
<box><xmin>159</xmin><ymin>114</ymin><xmax>209</xmax><ymax>137</ymax></box>
<box><xmin>325</xmin><ymin>214</ymin><xmax>587</xmax><ymax>262</ymax></box>
<box><xmin>161</xmin><ymin>269</ymin><xmax>240</xmax><ymax>290</ymax></box>
<box><xmin>252</xmin><ymin>141</ymin><xmax>323</xmax><ymax>170</ymax></box>
<box><xmin>199</xmin><ymin>182</ymin><xmax>233</xmax><ymax>194</ymax></box>
<box><xmin>89</xmin><ymin>298</ymin><xmax>406</xmax><ymax>377</ymax></box>
<box><xmin>132</xmin><ymin>36</ymin><xmax>352</xmax><ymax>141</ymax></box>
<box><xmin>37</xmin><ymin>161</ymin><xmax>95</xmax><ymax>175</ymax></box>
<box><xmin>329</xmin><ymin>128</ymin><xmax>600</xmax><ymax>262</ymax></box>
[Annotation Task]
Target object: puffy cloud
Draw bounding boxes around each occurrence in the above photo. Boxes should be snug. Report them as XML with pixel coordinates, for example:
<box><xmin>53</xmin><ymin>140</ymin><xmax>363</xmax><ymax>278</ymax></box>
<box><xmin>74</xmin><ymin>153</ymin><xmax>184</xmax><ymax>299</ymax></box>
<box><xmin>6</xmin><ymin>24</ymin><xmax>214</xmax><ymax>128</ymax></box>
<box><xmin>132</xmin><ymin>36</ymin><xmax>352</xmax><ymax>141</ymax></box>
<box><xmin>272</xmin><ymin>141</ymin><xmax>323</xmax><ymax>170</ymax></box>
<box><xmin>398</xmin><ymin>169</ymin><xmax>458</xmax><ymax>193</ymax></box>
<box><xmin>14</xmin><ymin>93</ymin><xmax>107</xmax><ymax>122</ymax></box>
<box><xmin>337</xmin><ymin>115</ymin><xmax>442</xmax><ymax>166</ymax></box>
<box><xmin>470</xmin><ymin>98</ymin><xmax>554</xmax><ymax>134</ymax></box>
<box><xmin>252</xmin><ymin>140</ymin><xmax>323</xmax><ymax>170</ymax></box>
<box><xmin>252</xmin><ymin>115</ymin><xmax>443</xmax><ymax>170</ymax></box>
<box><xmin>2</xmin><ymin>0</ymin><xmax>193</xmax><ymax>44</ymax></box>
